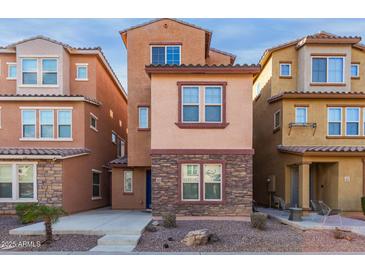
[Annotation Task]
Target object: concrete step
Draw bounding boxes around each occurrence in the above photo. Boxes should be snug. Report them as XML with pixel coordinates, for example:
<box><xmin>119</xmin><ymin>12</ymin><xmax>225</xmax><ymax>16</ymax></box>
<box><xmin>97</xmin><ymin>234</ymin><xmax>140</xmax><ymax>246</ymax></box>
<box><xmin>89</xmin><ymin>244</ymin><xmax>135</xmax><ymax>253</ymax></box>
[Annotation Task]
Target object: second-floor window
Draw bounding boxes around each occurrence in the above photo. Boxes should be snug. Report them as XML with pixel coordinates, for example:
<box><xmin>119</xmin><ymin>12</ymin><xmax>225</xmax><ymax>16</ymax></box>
<box><xmin>274</xmin><ymin>110</ymin><xmax>281</xmax><ymax>130</ymax></box>
<box><xmin>295</xmin><ymin>107</ymin><xmax>307</xmax><ymax>124</ymax></box>
<box><xmin>21</xmin><ymin>108</ymin><xmax>72</xmax><ymax>140</ymax></box>
<box><xmin>328</xmin><ymin>107</ymin><xmax>342</xmax><ymax>136</ymax></box>
<box><xmin>280</xmin><ymin>63</ymin><xmax>291</xmax><ymax>77</ymax></box>
<box><xmin>76</xmin><ymin>64</ymin><xmax>88</xmax><ymax>80</ymax></box>
<box><xmin>346</xmin><ymin>107</ymin><xmax>360</xmax><ymax>136</ymax></box>
<box><xmin>181</xmin><ymin>86</ymin><xmax>223</xmax><ymax>123</ymax></box>
<box><xmin>138</xmin><ymin>107</ymin><xmax>149</xmax><ymax>129</ymax></box>
<box><xmin>312</xmin><ymin>57</ymin><xmax>344</xmax><ymax>83</ymax></box>
<box><xmin>21</xmin><ymin>58</ymin><xmax>58</xmax><ymax>86</ymax></box>
<box><xmin>151</xmin><ymin>45</ymin><xmax>181</xmax><ymax>65</ymax></box>
<box><xmin>7</xmin><ymin>63</ymin><xmax>16</xmax><ymax>79</ymax></box>
<box><xmin>351</xmin><ymin>63</ymin><xmax>360</xmax><ymax>78</ymax></box>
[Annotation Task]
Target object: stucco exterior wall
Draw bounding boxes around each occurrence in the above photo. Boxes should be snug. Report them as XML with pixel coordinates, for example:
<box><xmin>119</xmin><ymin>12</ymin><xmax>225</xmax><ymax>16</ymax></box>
<box><xmin>351</xmin><ymin>48</ymin><xmax>365</xmax><ymax>92</ymax></box>
<box><xmin>297</xmin><ymin>45</ymin><xmax>352</xmax><ymax>92</ymax></box>
<box><xmin>69</xmin><ymin>55</ymin><xmax>97</xmax><ymax>98</ymax></box>
<box><xmin>206</xmin><ymin>50</ymin><xmax>232</xmax><ymax>65</ymax></box>
<box><xmin>0</xmin><ymin>100</ymin><xmax>86</xmax><ymax>148</ymax></box>
<box><xmin>126</xmin><ymin>19</ymin><xmax>208</xmax><ymax>167</ymax></box>
<box><xmin>150</xmin><ymin>74</ymin><xmax>253</xmax><ymax>150</ymax></box>
<box><xmin>0</xmin><ymin>53</ymin><xmax>16</xmax><ymax>94</ymax></box>
<box><xmin>15</xmin><ymin>39</ymin><xmax>69</xmax><ymax>95</ymax></box>
<box><xmin>253</xmin><ymin>57</ymin><xmax>272</xmax><ymax>99</ymax></box>
<box><xmin>111</xmin><ymin>167</ymin><xmax>146</xmax><ymax>210</ymax></box>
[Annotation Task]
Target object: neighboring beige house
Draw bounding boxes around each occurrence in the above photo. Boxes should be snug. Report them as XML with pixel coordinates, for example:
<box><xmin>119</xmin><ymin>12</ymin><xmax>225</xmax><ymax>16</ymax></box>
<box><xmin>0</xmin><ymin>36</ymin><xmax>127</xmax><ymax>214</ymax></box>
<box><xmin>253</xmin><ymin>31</ymin><xmax>365</xmax><ymax>211</ymax></box>
<box><xmin>111</xmin><ymin>18</ymin><xmax>259</xmax><ymax>216</ymax></box>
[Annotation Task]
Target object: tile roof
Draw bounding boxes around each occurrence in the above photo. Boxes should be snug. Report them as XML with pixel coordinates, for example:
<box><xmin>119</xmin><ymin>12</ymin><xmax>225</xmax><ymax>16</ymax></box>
<box><xmin>259</xmin><ymin>31</ymin><xmax>362</xmax><ymax>65</ymax></box>
<box><xmin>145</xmin><ymin>64</ymin><xmax>260</xmax><ymax>74</ymax></box>
<box><xmin>268</xmin><ymin>91</ymin><xmax>365</xmax><ymax>103</ymax></box>
<box><xmin>109</xmin><ymin>156</ymin><xmax>128</xmax><ymax>167</ymax></box>
<box><xmin>0</xmin><ymin>148</ymin><xmax>91</xmax><ymax>158</ymax></box>
<box><xmin>0</xmin><ymin>94</ymin><xmax>101</xmax><ymax>105</ymax></box>
<box><xmin>278</xmin><ymin>145</ymin><xmax>365</xmax><ymax>154</ymax></box>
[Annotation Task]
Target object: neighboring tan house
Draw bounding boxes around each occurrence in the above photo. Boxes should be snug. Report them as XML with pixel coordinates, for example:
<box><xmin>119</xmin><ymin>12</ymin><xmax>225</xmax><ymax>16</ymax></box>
<box><xmin>253</xmin><ymin>31</ymin><xmax>365</xmax><ymax>211</ymax></box>
<box><xmin>0</xmin><ymin>36</ymin><xmax>127</xmax><ymax>214</ymax></box>
<box><xmin>111</xmin><ymin>18</ymin><xmax>259</xmax><ymax>216</ymax></box>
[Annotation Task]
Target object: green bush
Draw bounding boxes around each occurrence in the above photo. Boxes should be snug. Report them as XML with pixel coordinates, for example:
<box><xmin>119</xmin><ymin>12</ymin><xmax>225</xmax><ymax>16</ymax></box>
<box><xmin>162</xmin><ymin>213</ymin><xmax>177</xmax><ymax>228</ymax></box>
<box><xmin>250</xmin><ymin>212</ymin><xmax>268</xmax><ymax>230</ymax></box>
<box><xmin>361</xmin><ymin>197</ymin><xmax>365</xmax><ymax>215</ymax></box>
<box><xmin>15</xmin><ymin>203</ymin><xmax>38</xmax><ymax>224</ymax></box>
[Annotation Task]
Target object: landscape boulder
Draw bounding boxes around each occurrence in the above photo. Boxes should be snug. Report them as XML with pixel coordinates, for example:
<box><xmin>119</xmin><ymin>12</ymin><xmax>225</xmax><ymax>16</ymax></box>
<box><xmin>181</xmin><ymin>229</ymin><xmax>212</xmax><ymax>246</ymax></box>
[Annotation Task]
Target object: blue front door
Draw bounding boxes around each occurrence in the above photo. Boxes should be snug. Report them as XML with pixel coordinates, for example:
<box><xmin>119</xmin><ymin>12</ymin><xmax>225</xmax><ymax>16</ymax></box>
<box><xmin>146</xmin><ymin>170</ymin><xmax>152</xmax><ymax>209</ymax></box>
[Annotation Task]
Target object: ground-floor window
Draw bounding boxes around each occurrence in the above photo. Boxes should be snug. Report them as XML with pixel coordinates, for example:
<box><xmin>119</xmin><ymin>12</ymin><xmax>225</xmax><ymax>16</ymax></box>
<box><xmin>124</xmin><ymin>170</ymin><xmax>133</xmax><ymax>193</ymax></box>
<box><xmin>0</xmin><ymin>163</ymin><xmax>37</xmax><ymax>201</ymax></box>
<box><xmin>180</xmin><ymin>163</ymin><xmax>223</xmax><ymax>202</ymax></box>
<box><xmin>92</xmin><ymin>170</ymin><xmax>101</xmax><ymax>199</ymax></box>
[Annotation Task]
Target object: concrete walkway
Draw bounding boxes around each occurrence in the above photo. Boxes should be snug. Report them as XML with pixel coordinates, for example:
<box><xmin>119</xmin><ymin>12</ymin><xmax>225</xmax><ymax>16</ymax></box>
<box><xmin>258</xmin><ymin>207</ymin><xmax>365</xmax><ymax>237</ymax></box>
<box><xmin>9</xmin><ymin>207</ymin><xmax>152</xmax><ymax>252</ymax></box>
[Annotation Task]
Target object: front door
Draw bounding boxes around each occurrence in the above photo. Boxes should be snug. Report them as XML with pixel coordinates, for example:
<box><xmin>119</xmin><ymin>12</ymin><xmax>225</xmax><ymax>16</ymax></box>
<box><xmin>291</xmin><ymin>166</ymin><xmax>299</xmax><ymax>207</ymax></box>
<box><xmin>146</xmin><ymin>170</ymin><xmax>152</xmax><ymax>209</ymax></box>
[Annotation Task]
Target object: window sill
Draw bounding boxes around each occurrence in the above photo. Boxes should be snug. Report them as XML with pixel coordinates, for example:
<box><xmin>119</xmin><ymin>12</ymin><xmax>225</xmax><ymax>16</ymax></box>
<box><xmin>310</xmin><ymin>83</ymin><xmax>346</xmax><ymax>87</ymax></box>
<box><xmin>279</xmin><ymin>75</ymin><xmax>292</xmax><ymax>79</ymax></box>
<box><xmin>6</xmin><ymin>77</ymin><xmax>16</xmax><ymax>80</ymax></box>
<box><xmin>351</xmin><ymin>77</ymin><xmax>360</xmax><ymax>80</ymax></box>
<box><xmin>178</xmin><ymin>200</ymin><xmax>224</xmax><ymax>205</ymax></box>
<box><xmin>123</xmin><ymin>192</ymin><xmax>134</xmax><ymax>195</ymax></box>
<box><xmin>273</xmin><ymin>127</ymin><xmax>281</xmax><ymax>133</ymax></box>
<box><xmin>175</xmin><ymin>122</ymin><xmax>229</xmax><ymax>129</ymax></box>
<box><xmin>137</xmin><ymin>128</ymin><xmax>150</xmax><ymax>131</ymax></box>
<box><xmin>91</xmin><ymin>196</ymin><xmax>102</xmax><ymax>200</ymax></box>
<box><xmin>90</xmin><ymin>126</ymin><xmax>98</xmax><ymax>132</ymax></box>
<box><xmin>75</xmin><ymin>78</ymin><xmax>89</xmax><ymax>81</ymax></box>
<box><xmin>326</xmin><ymin>135</ymin><xmax>365</xmax><ymax>139</ymax></box>
<box><xmin>0</xmin><ymin>199</ymin><xmax>38</xmax><ymax>203</ymax></box>
<box><xmin>18</xmin><ymin>84</ymin><xmax>59</xmax><ymax>88</ymax></box>
<box><xmin>20</xmin><ymin>138</ymin><xmax>73</xmax><ymax>142</ymax></box>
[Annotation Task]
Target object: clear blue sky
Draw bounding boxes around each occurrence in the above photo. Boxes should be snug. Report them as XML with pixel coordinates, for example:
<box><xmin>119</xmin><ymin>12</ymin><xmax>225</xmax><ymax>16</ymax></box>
<box><xmin>1</xmin><ymin>18</ymin><xmax>365</xmax><ymax>90</ymax></box>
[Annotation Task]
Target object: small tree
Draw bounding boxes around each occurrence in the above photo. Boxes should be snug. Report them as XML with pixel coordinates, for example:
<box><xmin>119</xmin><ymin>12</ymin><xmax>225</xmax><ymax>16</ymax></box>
<box><xmin>16</xmin><ymin>204</ymin><xmax>66</xmax><ymax>243</ymax></box>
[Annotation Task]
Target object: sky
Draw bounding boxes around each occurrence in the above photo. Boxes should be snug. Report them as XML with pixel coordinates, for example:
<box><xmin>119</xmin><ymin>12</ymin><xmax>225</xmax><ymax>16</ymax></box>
<box><xmin>1</xmin><ymin>18</ymin><xmax>365</xmax><ymax>90</ymax></box>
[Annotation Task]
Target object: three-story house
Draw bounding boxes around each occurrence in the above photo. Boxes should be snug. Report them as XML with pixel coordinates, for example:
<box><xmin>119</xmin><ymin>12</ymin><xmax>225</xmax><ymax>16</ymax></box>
<box><xmin>111</xmin><ymin>18</ymin><xmax>259</xmax><ymax>216</ymax></box>
<box><xmin>0</xmin><ymin>36</ymin><xmax>127</xmax><ymax>214</ymax></box>
<box><xmin>253</xmin><ymin>31</ymin><xmax>365</xmax><ymax>211</ymax></box>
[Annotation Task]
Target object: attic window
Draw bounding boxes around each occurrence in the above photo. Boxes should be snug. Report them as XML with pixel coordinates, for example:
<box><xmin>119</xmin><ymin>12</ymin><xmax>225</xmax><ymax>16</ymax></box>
<box><xmin>151</xmin><ymin>45</ymin><xmax>181</xmax><ymax>65</ymax></box>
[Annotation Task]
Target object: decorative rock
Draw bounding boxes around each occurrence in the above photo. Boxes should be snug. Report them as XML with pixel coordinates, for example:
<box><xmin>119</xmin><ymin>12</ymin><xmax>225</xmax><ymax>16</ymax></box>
<box><xmin>167</xmin><ymin>237</ymin><xmax>174</xmax><ymax>241</ymax></box>
<box><xmin>181</xmin><ymin>229</ymin><xmax>210</xmax><ymax>246</ymax></box>
<box><xmin>145</xmin><ymin>224</ymin><xmax>157</xmax><ymax>232</ymax></box>
<box><xmin>163</xmin><ymin>243</ymin><xmax>169</xmax><ymax>248</ymax></box>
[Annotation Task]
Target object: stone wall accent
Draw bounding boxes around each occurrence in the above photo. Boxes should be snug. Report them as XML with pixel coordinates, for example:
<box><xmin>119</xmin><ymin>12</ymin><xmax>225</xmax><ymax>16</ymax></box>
<box><xmin>0</xmin><ymin>160</ymin><xmax>63</xmax><ymax>215</ymax></box>
<box><xmin>151</xmin><ymin>154</ymin><xmax>252</xmax><ymax>216</ymax></box>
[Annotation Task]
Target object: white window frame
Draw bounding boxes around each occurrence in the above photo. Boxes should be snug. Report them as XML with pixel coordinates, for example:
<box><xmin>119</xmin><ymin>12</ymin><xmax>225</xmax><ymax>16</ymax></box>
<box><xmin>327</xmin><ymin>107</ymin><xmax>343</xmax><ymax>136</ymax></box>
<box><xmin>21</xmin><ymin>109</ymin><xmax>36</xmax><ymax>139</ymax></box>
<box><xmin>39</xmin><ymin>109</ymin><xmax>54</xmax><ymax>139</ymax></box>
<box><xmin>150</xmin><ymin>45</ymin><xmax>182</xmax><ymax>65</ymax></box>
<box><xmin>20</xmin><ymin>56</ymin><xmax>59</xmax><ymax>87</ymax></box>
<box><xmin>363</xmin><ymin>108</ymin><xmax>365</xmax><ymax>136</ymax></box>
<box><xmin>279</xmin><ymin>63</ymin><xmax>292</xmax><ymax>77</ymax></box>
<box><xmin>41</xmin><ymin>58</ymin><xmax>58</xmax><ymax>86</ymax></box>
<box><xmin>112</xmin><ymin>131</ymin><xmax>117</xmax><ymax>144</ymax></box>
<box><xmin>76</xmin><ymin>63</ymin><xmax>88</xmax><ymax>81</ymax></box>
<box><xmin>181</xmin><ymin>163</ymin><xmax>200</xmax><ymax>202</ymax></box>
<box><xmin>6</xmin><ymin>62</ymin><xmax>17</xmax><ymax>80</ymax></box>
<box><xmin>203</xmin><ymin>164</ymin><xmax>223</xmax><ymax>202</ymax></box>
<box><xmin>311</xmin><ymin>56</ymin><xmax>345</xmax><ymax>84</ymax></box>
<box><xmin>345</xmin><ymin>107</ymin><xmax>360</xmax><ymax>136</ymax></box>
<box><xmin>0</xmin><ymin>162</ymin><xmax>37</xmax><ymax>203</ymax></box>
<box><xmin>138</xmin><ymin>106</ymin><xmax>149</xmax><ymax>129</ymax></box>
<box><xmin>123</xmin><ymin>170</ymin><xmax>133</xmax><ymax>193</ymax></box>
<box><xmin>295</xmin><ymin>107</ymin><xmax>308</xmax><ymax>124</ymax></box>
<box><xmin>57</xmin><ymin>109</ymin><xmax>72</xmax><ymax>140</ymax></box>
<box><xmin>181</xmin><ymin>86</ymin><xmax>200</xmax><ymax>123</ymax></box>
<box><xmin>351</xmin><ymin>63</ymin><xmax>360</xmax><ymax>78</ymax></box>
<box><xmin>91</xmin><ymin>169</ymin><xmax>102</xmax><ymax>199</ymax></box>
<box><xmin>90</xmin><ymin>112</ymin><xmax>98</xmax><ymax>132</ymax></box>
<box><xmin>204</xmin><ymin>86</ymin><xmax>223</xmax><ymax>123</ymax></box>
<box><xmin>118</xmin><ymin>139</ymin><xmax>125</xmax><ymax>158</ymax></box>
<box><xmin>273</xmin><ymin>110</ymin><xmax>281</xmax><ymax>130</ymax></box>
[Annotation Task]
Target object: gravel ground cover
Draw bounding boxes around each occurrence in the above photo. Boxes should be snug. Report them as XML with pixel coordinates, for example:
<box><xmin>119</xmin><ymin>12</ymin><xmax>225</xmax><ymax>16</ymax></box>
<box><xmin>135</xmin><ymin>218</ymin><xmax>365</xmax><ymax>253</ymax></box>
<box><xmin>0</xmin><ymin>216</ymin><xmax>99</xmax><ymax>252</ymax></box>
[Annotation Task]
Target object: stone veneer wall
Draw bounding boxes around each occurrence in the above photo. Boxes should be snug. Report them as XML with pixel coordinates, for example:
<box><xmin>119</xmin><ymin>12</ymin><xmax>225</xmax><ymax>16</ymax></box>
<box><xmin>0</xmin><ymin>160</ymin><xmax>63</xmax><ymax>215</ymax></box>
<box><xmin>151</xmin><ymin>154</ymin><xmax>252</xmax><ymax>216</ymax></box>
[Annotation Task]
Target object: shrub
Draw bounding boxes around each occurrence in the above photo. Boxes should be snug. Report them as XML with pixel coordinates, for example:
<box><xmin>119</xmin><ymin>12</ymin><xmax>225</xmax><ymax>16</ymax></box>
<box><xmin>361</xmin><ymin>197</ymin><xmax>365</xmax><ymax>215</ymax></box>
<box><xmin>333</xmin><ymin>228</ymin><xmax>345</xmax><ymax>239</ymax></box>
<box><xmin>15</xmin><ymin>203</ymin><xmax>38</xmax><ymax>224</ymax></box>
<box><xmin>162</xmin><ymin>213</ymin><xmax>177</xmax><ymax>228</ymax></box>
<box><xmin>250</xmin><ymin>212</ymin><xmax>267</xmax><ymax>230</ymax></box>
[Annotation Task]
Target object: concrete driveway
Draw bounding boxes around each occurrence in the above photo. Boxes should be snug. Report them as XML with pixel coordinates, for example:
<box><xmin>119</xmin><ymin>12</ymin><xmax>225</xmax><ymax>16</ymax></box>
<box><xmin>10</xmin><ymin>207</ymin><xmax>151</xmax><ymax>236</ymax></box>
